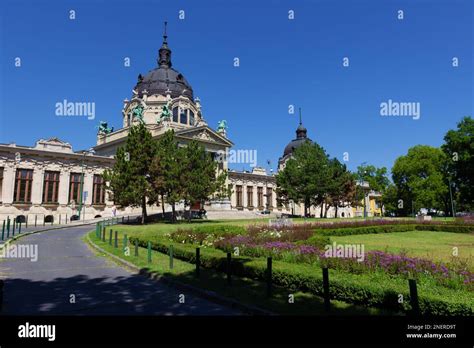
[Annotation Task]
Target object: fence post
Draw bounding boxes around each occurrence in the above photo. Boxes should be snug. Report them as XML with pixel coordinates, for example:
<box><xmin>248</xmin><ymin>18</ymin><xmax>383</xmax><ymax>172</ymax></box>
<box><xmin>134</xmin><ymin>239</ymin><xmax>139</xmax><ymax>257</ymax></box>
<box><xmin>59</xmin><ymin>214</ymin><xmax>61</xmax><ymax>225</ymax></box>
<box><xmin>114</xmin><ymin>231</ymin><xmax>118</xmax><ymax>248</ymax></box>
<box><xmin>43</xmin><ymin>215</ymin><xmax>45</xmax><ymax>226</ymax></box>
<box><xmin>323</xmin><ymin>267</ymin><xmax>330</xmax><ymax>312</ymax></box>
<box><xmin>409</xmin><ymin>279</ymin><xmax>420</xmax><ymax>315</ymax></box>
<box><xmin>66</xmin><ymin>214</ymin><xmax>68</xmax><ymax>224</ymax></box>
<box><xmin>1</xmin><ymin>221</ymin><xmax>5</xmax><ymax>240</ymax></box>
<box><xmin>195</xmin><ymin>248</ymin><xmax>200</xmax><ymax>278</ymax></box>
<box><xmin>35</xmin><ymin>215</ymin><xmax>37</xmax><ymax>227</ymax></box>
<box><xmin>122</xmin><ymin>216</ymin><xmax>124</xmax><ymax>224</ymax></box>
<box><xmin>25</xmin><ymin>215</ymin><xmax>28</xmax><ymax>229</ymax></box>
<box><xmin>18</xmin><ymin>221</ymin><xmax>22</xmax><ymax>234</ymax></box>
<box><xmin>123</xmin><ymin>234</ymin><xmax>128</xmax><ymax>254</ymax></box>
<box><xmin>6</xmin><ymin>218</ymin><xmax>10</xmax><ymax>238</ymax></box>
<box><xmin>12</xmin><ymin>219</ymin><xmax>16</xmax><ymax>236</ymax></box>
<box><xmin>266</xmin><ymin>257</ymin><xmax>272</xmax><ymax>297</ymax></box>
<box><xmin>0</xmin><ymin>279</ymin><xmax>4</xmax><ymax>312</ymax></box>
<box><xmin>102</xmin><ymin>228</ymin><xmax>106</xmax><ymax>242</ymax></box>
<box><xmin>169</xmin><ymin>245</ymin><xmax>174</xmax><ymax>269</ymax></box>
<box><xmin>109</xmin><ymin>229</ymin><xmax>112</xmax><ymax>245</ymax></box>
<box><xmin>147</xmin><ymin>241</ymin><xmax>152</xmax><ymax>263</ymax></box>
<box><xmin>227</xmin><ymin>252</ymin><xmax>232</xmax><ymax>285</ymax></box>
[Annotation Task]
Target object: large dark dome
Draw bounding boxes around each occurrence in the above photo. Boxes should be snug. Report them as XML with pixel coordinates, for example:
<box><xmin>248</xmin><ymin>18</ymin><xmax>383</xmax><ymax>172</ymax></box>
<box><xmin>135</xmin><ymin>67</ymin><xmax>194</xmax><ymax>99</ymax></box>
<box><xmin>283</xmin><ymin>123</ymin><xmax>313</xmax><ymax>157</ymax></box>
<box><xmin>135</xmin><ymin>26</ymin><xmax>194</xmax><ymax>100</ymax></box>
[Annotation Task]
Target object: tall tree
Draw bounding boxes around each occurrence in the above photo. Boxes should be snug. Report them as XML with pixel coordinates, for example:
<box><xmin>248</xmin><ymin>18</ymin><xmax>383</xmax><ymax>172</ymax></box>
<box><xmin>104</xmin><ymin>123</ymin><xmax>156</xmax><ymax>224</ymax></box>
<box><xmin>276</xmin><ymin>141</ymin><xmax>330</xmax><ymax>217</ymax></box>
<box><xmin>181</xmin><ymin>140</ymin><xmax>228</xmax><ymax>221</ymax></box>
<box><xmin>150</xmin><ymin>130</ymin><xmax>184</xmax><ymax>222</ymax></box>
<box><xmin>442</xmin><ymin>116</ymin><xmax>474</xmax><ymax>212</ymax></box>
<box><xmin>356</xmin><ymin>163</ymin><xmax>390</xmax><ymax>215</ymax></box>
<box><xmin>327</xmin><ymin>158</ymin><xmax>356</xmax><ymax>218</ymax></box>
<box><xmin>392</xmin><ymin>145</ymin><xmax>449</xmax><ymax>215</ymax></box>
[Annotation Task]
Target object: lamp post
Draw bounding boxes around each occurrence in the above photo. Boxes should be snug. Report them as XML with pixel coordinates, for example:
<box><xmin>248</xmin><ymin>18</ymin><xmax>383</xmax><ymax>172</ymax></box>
<box><xmin>78</xmin><ymin>148</ymin><xmax>95</xmax><ymax>221</ymax></box>
<box><xmin>448</xmin><ymin>178</ymin><xmax>456</xmax><ymax>218</ymax></box>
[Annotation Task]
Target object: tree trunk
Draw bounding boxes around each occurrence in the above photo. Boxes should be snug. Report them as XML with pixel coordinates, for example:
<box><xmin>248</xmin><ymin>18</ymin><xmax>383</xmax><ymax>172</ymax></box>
<box><xmin>161</xmin><ymin>194</ymin><xmax>165</xmax><ymax>217</ymax></box>
<box><xmin>141</xmin><ymin>196</ymin><xmax>147</xmax><ymax>224</ymax></box>
<box><xmin>334</xmin><ymin>204</ymin><xmax>338</xmax><ymax>218</ymax></box>
<box><xmin>171</xmin><ymin>203</ymin><xmax>176</xmax><ymax>223</ymax></box>
<box><xmin>319</xmin><ymin>201</ymin><xmax>324</xmax><ymax>218</ymax></box>
<box><xmin>324</xmin><ymin>201</ymin><xmax>328</xmax><ymax>218</ymax></box>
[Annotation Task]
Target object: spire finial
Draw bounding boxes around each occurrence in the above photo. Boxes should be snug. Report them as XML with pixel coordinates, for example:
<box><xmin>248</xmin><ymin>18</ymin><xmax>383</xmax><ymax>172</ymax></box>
<box><xmin>163</xmin><ymin>21</ymin><xmax>168</xmax><ymax>43</ymax></box>
<box><xmin>299</xmin><ymin>107</ymin><xmax>302</xmax><ymax>125</ymax></box>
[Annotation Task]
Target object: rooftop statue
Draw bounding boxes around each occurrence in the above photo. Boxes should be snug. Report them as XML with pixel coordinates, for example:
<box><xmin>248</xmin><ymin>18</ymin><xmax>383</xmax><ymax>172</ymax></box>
<box><xmin>131</xmin><ymin>104</ymin><xmax>145</xmax><ymax>124</ymax></box>
<box><xmin>157</xmin><ymin>101</ymin><xmax>172</xmax><ymax>124</ymax></box>
<box><xmin>97</xmin><ymin>121</ymin><xmax>114</xmax><ymax>135</ymax></box>
<box><xmin>217</xmin><ymin>120</ymin><xmax>228</xmax><ymax>132</ymax></box>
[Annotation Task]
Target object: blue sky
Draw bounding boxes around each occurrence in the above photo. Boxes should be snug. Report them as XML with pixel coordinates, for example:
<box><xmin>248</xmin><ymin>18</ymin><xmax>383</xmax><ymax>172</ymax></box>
<box><xmin>0</xmin><ymin>0</ymin><xmax>472</xmax><ymax>175</ymax></box>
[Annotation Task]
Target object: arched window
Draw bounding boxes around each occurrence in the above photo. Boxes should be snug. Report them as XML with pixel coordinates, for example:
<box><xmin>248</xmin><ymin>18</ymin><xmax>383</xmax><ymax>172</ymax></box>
<box><xmin>189</xmin><ymin>110</ymin><xmax>195</xmax><ymax>126</ymax></box>
<box><xmin>180</xmin><ymin>108</ymin><xmax>187</xmax><ymax>124</ymax></box>
<box><xmin>172</xmin><ymin>107</ymin><xmax>179</xmax><ymax>123</ymax></box>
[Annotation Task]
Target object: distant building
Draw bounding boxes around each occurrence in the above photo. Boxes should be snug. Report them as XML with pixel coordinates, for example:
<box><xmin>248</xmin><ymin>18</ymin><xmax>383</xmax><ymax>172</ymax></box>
<box><xmin>0</xmin><ymin>26</ymin><xmax>380</xmax><ymax>222</ymax></box>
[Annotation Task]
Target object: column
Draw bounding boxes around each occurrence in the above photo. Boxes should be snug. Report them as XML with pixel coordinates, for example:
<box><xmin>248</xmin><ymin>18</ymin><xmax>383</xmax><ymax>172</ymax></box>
<box><xmin>31</xmin><ymin>167</ymin><xmax>44</xmax><ymax>205</ymax></box>
<box><xmin>58</xmin><ymin>169</ymin><xmax>70</xmax><ymax>205</ymax></box>
<box><xmin>2</xmin><ymin>165</ymin><xmax>15</xmax><ymax>204</ymax></box>
<box><xmin>83</xmin><ymin>172</ymin><xmax>94</xmax><ymax>205</ymax></box>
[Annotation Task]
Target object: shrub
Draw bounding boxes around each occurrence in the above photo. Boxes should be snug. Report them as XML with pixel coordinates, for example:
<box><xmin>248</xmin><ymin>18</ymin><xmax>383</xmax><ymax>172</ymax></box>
<box><xmin>301</xmin><ymin>234</ymin><xmax>331</xmax><ymax>249</ymax></box>
<box><xmin>128</xmin><ymin>235</ymin><xmax>473</xmax><ymax>315</ymax></box>
<box><xmin>315</xmin><ymin>224</ymin><xmax>474</xmax><ymax>236</ymax></box>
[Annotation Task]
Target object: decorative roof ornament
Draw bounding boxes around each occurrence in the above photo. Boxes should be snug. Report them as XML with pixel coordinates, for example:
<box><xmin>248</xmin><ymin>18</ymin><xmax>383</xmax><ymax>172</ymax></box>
<box><xmin>158</xmin><ymin>21</ymin><xmax>172</xmax><ymax>68</ymax></box>
<box><xmin>97</xmin><ymin>121</ymin><xmax>114</xmax><ymax>135</ymax></box>
<box><xmin>157</xmin><ymin>100</ymin><xmax>172</xmax><ymax>124</ymax></box>
<box><xmin>217</xmin><ymin>120</ymin><xmax>228</xmax><ymax>137</ymax></box>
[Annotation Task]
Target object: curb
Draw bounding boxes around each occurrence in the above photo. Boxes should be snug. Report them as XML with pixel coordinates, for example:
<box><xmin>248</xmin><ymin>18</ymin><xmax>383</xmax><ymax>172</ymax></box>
<box><xmin>86</xmin><ymin>233</ymin><xmax>274</xmax><ymax>316</ymax></box>
<box><xmin>1</xmin><ymin>221</ymin><xmax>98</xmax><ymax>246</ymax></box>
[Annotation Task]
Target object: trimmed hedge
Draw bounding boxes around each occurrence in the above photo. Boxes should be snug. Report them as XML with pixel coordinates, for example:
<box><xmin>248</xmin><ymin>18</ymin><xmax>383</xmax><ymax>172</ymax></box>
<box><xmin>129</xmin><ymin>235</ymin><xmax>473</xmax><ymax>315</ymax></box>
<box><xmin>315</xmin><ymin>224</ymin><xmax>474</xmax><ymax>236</ymax></box>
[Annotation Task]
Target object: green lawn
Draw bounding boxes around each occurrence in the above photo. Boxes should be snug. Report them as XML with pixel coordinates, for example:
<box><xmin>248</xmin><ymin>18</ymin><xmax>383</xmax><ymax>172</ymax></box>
<box><xmin>331</xmin><ymin>231</ymin><xmax>474</xmax><ymax>266</ymax></box>
<box><xmin>113</xmin><ymin>216</ymin><xmax>426</xmax><ymax>238</ymax></box>
<box><xmin>86</xmin><ymin>230</ymin><xmax>393</xmax><ymax>315</ymax></box>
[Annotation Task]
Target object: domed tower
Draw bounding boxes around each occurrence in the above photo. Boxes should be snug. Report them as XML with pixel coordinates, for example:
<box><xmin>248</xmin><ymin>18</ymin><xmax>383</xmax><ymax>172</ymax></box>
<box><xmin>121</xmin><ymin>22</ymin><xmax>204</xmax><ymax>130</ymax></box>
<box><xmin>278</xmin><ymin>109</ymin><xmax>313</xmax><ymax>170</ymax></box>
<box><xmin>94</xmin><ymin>22</ymin><xmax>233</xmax><ymax>160</ymax></box>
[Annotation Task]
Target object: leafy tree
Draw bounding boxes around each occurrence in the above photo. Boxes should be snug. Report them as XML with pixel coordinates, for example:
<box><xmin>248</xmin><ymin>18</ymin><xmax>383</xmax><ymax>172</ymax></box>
<box><xmin>181</xmin><ymin>140</ymin><xmax>228</xmax><ymax>221</ymax></box>
<box><xmin>356</xmin><ymin>163</ymin><xmax>390</xmax><ymax>216</ymax></box>
<box><xmin>442</xmin><ymin>116</ymin><xmax>474</xmax><ymax>212</ymax></box>
<box><xmin>104</xmin><ymin>123</ymin><xmax>156</xmax><ymax>224</ymax></box>
<box><xmin>392</xmin><ymin>145</ymin><xmax>449</xmax><ymax>215</ymax></box>
<box><xmin>276</xmin><ymin>141</ymin><xmax>330</xmax><ymax>217</ymax></box>
<box><xmin>150</xmin><ymin>130</ymin><xmax>184</xmax><ymax>222</ymax></box>
<box><xmin>327</xmin><ymin>158</ymin><xmax>356</xmax><ymax>218</ymax></box>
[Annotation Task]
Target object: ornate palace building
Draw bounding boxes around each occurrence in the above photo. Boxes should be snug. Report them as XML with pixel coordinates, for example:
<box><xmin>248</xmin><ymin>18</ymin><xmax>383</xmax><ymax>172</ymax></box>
<box><xmin>0</xmin><ymin>27</ymin><xmax>380</xmax><ymax>223</ymax></box>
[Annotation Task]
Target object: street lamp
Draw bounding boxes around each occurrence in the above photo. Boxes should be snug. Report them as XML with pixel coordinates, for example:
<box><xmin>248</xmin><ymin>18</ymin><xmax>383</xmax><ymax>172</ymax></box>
<box><xmin>78</xmin><ymin>148</ymin><xmax>95</xmax><ymax>221</ymax></box>
<box><xmin>448</xmin><ymin>178</ymin><xmax>456</xmax><ymax>218</ymax></box>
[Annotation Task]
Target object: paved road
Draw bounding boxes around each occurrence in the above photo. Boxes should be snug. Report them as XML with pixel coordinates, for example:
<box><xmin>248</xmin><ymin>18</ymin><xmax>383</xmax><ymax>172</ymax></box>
<box><xmin>0</xmin><ymin>225</ymin><xmax>240</xmax><ymax>315</ymax></box>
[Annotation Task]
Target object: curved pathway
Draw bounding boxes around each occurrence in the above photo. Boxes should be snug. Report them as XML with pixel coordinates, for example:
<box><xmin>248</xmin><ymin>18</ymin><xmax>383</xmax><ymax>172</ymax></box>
<box><xmin>0</xmin><ymin>225</ymin><xmax>239</xmax><ymax>315</ymax></box>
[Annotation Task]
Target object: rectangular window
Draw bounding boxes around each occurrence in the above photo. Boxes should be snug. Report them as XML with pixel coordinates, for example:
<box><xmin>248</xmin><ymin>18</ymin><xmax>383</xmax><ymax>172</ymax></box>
<box><xmin>92</xmin><ymin>174</ymin><xmax>105</xmax><ymax>204</ymax></box>
<box><xmin>236</xmin><ymin>185</ymin><xmax>243</xmax><ymax>207</ymax></box>
<box><xmin>189</xmin><ymin>110</ymin><xmax>195</xmax><ymax>126</ymax></box>
<box><xmin>13</xmin><ymin>169</ymin><xmax>33</xmax><ymax>203</ymax></box>
<box><xmin>257</xmin><ymin>187</ymin><xmax>263</xmax><ymax>208</ymax></box>
<box><xmin>43</xmin><ymin>171</ymin><xmax>60</xmax><ymax>203</ymax></box>
<box><xmin>247</xmin><ymin>186</ymin><xmax>253</xmax><ymax>207</ymax></box>
<box><xmin>267</xmin><ymin>187</ymin><xmax>273</xmax><ymax>208</ymax></box>
<box><xmin>0</xmin><ymin>167</ymin><xmax>3</xmax><ymax>202</ymax></box>
<box><xmin>180</xmin><ymin>108</ymin><xmax>187</xmax><ymax>124</ymax></box>
<box><xmin>173</xmin><ymin>107</ymin><xmax>179</xmax><ymax>123</ymax></box>
<box><xmin>69</xmin><ymin>173</ymin><xmax>83</xmax><ymax>204</ymax></box>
